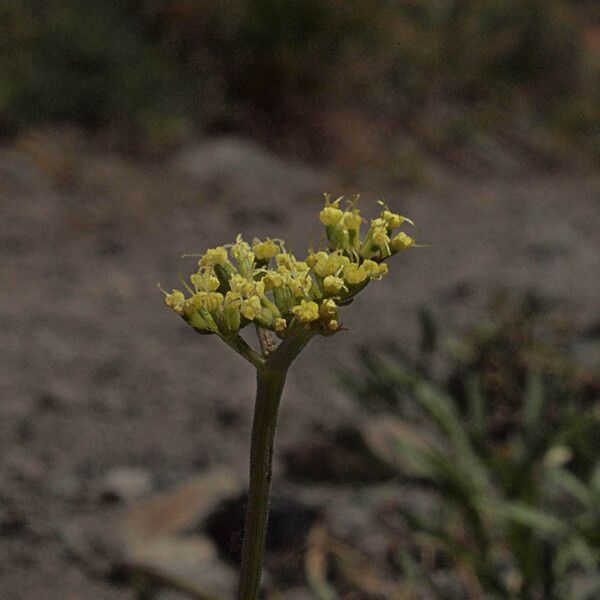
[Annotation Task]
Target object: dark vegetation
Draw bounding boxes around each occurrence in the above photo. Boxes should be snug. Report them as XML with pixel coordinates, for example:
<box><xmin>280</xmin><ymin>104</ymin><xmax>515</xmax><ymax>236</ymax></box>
<box><xmin>2</xmin><ymin>1</ymin><xmax>599</xmax><ymax>165</ymax></box>
<box><xmin>340</xmin><ymin>296</ymin><xmax>600</xmax><ymax>598</ymax></box>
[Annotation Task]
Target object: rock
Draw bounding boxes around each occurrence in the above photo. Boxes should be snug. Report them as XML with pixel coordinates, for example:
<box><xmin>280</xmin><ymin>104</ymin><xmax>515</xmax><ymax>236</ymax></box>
<box><xmin>118</xmin><ymin>468</ymin><xmax>243</xmax><ymax>599</ymax></box>
<box><xmin>123</xmin><ymin>468</ymin><xmax>241</xmax><ymax>541</ymax></box>
<box><xmin>100</xmin><ymin>467</ymin><xmax>154</xmax><ymax>504</ymax></box>
<box><xmin>205</xmin><ymin>492</ymin><xmax>319</xmax><ymax>564</ymax></box>
<box><xmin>172</xmin><ymin>137</ymin><xmax>331</xmax><ymax>212</ymax></box>
<box><xmin>126</xmin><ymin>535</ymin><xmax>237</xmax><ymax>599</ymax></box>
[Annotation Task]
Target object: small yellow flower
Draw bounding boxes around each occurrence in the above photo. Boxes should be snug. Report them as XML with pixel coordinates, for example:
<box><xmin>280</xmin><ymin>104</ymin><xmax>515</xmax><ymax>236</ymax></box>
<box><xmin>252</xmin><ymin>238</ymin><xmax>280</xmax><ymax>261</ymax></box>
<box><xmin>200</xmin><ymin>247</ymin><xmax>229</xmax><ymax>267</ymax></box>
<box><xmin>381</xmin><ymin>210</ymin><xmax>401</xmax><ymax>228</ymax></box>
<box><xmin>190</xmin><ymin>272</ymin><xmax>220</xmax><ymax>292</ymax></box>
<box><xmin>372</xmin><ymin>225</ymin><xmax>390</xmax><ymax>247</ymax></box>
<box><xmin>286</xmin><ymin>273</ymin><xmax>313</xmax><ymax>298</ymax></box>
<box><xmin>323</xmin><ymin>275</ymin><xmax>345</xmax><ymax>296</ymax></box>
<box><xmin>342</xmin><ymin>209</ymin><xmax>362</xmax><ymax>231</ymax></box>
<box><xmin>292</xmin><ymin>299</ymin><xmax>320</xmax><ymax>323</ymax></box>
<box><xmin>314</xmin><ymin>253</ymin><xmax>350</xmax><ymax>278</ymax></box>
<box><xmin>375</xmin><ymin>262</ymin><xmax>388</xmax><ymax>278</ymax></box>
<box><xmin>274</xmin><ymin>317</ymin><xmax>287</xmax><ymax>332</ymax></box>
<box><xmin>343</xmin><ymin>263</ymin><xmax>368</xmax><ymax>285</ymax></box>
<box><xmin>360</xmin><ymin>260</ymin><xmax>388</xmax><ymax>280</ymax></box>
<box><xmin>319</xmin><ymin>206</ymin><xmax>344</xmax><ymax>226</ymax></box>
<box><xmin>230</xmin><ymin>274</ymin><xmax>265</xmax><ymax>298</ymax></box>
<box><xmin>327</xmin><ymin>319</ymin><xmax>339</xmax><ymax>331</ymax></box>
<box><xmin>390</xmin><ymin>231</ymin><xmax>415</xmax><ymax>252</ymax></box>
<box><xmin>241</xmin><ymin>295</ymin><xmax>262</xmax><ymax>320</ymax></box>
<box><xmin>202</xmin><ymin>292</ymin><xmax>224</xmax><ymax>312</ymax></box>
<box><xmin>319</xmin><ymin>299</ymin><xmax>338</xmax><ymax>320</ymax></box>
<box><xmin>263</xmin><ymin>271</ymin><xmax>283</xmax><ymax>289</ymax></box>
<box><xmin>165</xmin><ymin>289</ymin><xmax>186</xmax><ymax>313</ymax></box>
<box><xmin>306</xmin><ymin>251</ymin><xmax>328</xmax><ymax>268</ymax></box>
<box><xmin>230</xmin><ymin>234</ymin><xmax>255</xmax><ymax>276</ymax></box>
<box><xmin>319</xmin><ymin>195</ymin><xmax>344</xmax><ymax>226</ymax></box>
<box><xmin>275</xmin><ymin>253</ymin><xmax>297</xmax><ymax>271</ymax></box>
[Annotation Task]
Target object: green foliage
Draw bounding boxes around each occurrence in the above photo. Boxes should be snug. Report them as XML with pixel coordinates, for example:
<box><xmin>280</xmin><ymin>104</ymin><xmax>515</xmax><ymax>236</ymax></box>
<box><xmin>342</xmin><ymin>297</ymin><xmax>600</xmax><ymax>598</ymax></box>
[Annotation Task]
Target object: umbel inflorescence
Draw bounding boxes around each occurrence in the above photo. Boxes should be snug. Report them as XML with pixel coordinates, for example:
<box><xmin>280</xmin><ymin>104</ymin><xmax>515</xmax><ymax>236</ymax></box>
<box><xmin>161</xmin><ymin>195</ymin><xmax>416</xmax><ymax>342</ymax></box>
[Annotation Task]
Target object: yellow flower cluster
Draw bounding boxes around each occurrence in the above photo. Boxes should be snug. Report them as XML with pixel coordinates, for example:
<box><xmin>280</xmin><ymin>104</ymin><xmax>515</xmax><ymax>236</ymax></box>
<box><xmin>162</xmin><ymin>196</ymin><xmax>416</xmax><ymax>338</ymax></box>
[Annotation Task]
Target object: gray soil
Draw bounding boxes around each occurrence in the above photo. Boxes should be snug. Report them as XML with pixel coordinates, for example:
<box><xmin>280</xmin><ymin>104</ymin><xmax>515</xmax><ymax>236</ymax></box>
<box><xmin>1</xmin><ymin>133</ymin><xmax>599</xmax><ymax>599</ymax></box>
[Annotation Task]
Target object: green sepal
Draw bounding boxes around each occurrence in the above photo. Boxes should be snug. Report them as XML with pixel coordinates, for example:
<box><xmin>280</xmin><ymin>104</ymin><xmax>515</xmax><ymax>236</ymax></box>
<box><xmin>187</xmin><ymin>311</ymin><xmax>216</xmax><ymax>334</ymax></box>
<box><xmin>273</xmin><ymin>286</ymin><xmax>295</xmax><ymax>314</ymax></box>
<box><xmin>325</xmin><ymin>224</ymin><xmax>347</xmax><ymax>251</ymax></box>
<box><xmin>223</xmin><ymin>302</ymin><xmax>241</xmax><ymax>335</ymax></box>
<box><xmin>254</xmin><ymin>308</ymin><xmax>275</xmax><ymax>329</ymax></box>
<box><xmin>197</xmin><ymin>307</ymin><xmax>219</xmax><ymax>333</ymax></box>
<box><xmin>260</xmin><ymin>296</ymin><xmax>281</xmax><ymax>318</ymax></box>
<box><xmin>214</xmin><ymin>263</ymin><xmax>237</xmax><ymax>292</ymax></box>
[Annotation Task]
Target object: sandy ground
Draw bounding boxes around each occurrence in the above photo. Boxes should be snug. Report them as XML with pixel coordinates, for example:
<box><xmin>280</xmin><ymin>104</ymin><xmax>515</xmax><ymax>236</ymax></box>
<box><xmin>1</xmin><ymin>134</ymin><xmax>599</xmax><ymax>599</ymax></box>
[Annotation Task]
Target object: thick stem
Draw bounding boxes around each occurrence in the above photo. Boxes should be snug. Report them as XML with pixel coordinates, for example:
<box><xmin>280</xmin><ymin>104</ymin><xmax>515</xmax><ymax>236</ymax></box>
<box><xmin>237</xmin><ymin>367</ymin><xmax>288</xmax><ymax>600</ymax></box>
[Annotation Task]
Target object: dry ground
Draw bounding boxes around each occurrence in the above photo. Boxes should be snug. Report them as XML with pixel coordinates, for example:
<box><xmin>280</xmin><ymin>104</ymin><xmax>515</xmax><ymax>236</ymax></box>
<box><xmin>1</xmin><ymin>133</ymin><xmax>599</xmax><ymax>599</ymax></box>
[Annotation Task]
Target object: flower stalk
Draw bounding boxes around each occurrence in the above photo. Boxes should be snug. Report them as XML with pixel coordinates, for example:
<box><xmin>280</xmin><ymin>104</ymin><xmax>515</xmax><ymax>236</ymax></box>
<box><xmin>161</xmin><ymin>194</ymin><xmax>419</xmax><ymax>599</ymax></box>
<box><xmin>237</xmin><ymin>365</ymin><xmax>286</xmax><ymax>599</ymax></box>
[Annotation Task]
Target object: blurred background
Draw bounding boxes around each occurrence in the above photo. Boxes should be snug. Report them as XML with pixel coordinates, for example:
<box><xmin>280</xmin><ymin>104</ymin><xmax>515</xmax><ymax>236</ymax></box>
<box><xmin>1</xmin><ymin>1</ymin><xmax>599</xmax><ymax>599</ymax></box>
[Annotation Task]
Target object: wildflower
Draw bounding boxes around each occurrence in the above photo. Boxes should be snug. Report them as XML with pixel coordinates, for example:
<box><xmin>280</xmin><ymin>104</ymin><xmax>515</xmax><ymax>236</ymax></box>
<box><xmin>371</xmin><ymin>225</ymin><xmax>391</xmax><ymax>255</ymax></box>
<box><xmin>241</xmin><ymin>296</ymin><xmax>262</xmax><ymax>321</ymax></box>
<box><xmin>164</xmin><ymin>289</ymin><xmax>186</xmax><ymax>314</ymax></box>
<box><xmin>292</xmin><ymin>300</ymin><xmax>320</xmax><ymax>323</ymax></box>
<box><xmin>200</xmin><ymin>246</ymin><xmax>229</xmax><ymax>267</ymax></box>
<box><xmin>323</xmin><ymin>275</ymin><xmax>345</xmax><ymax>296</ymax></box>
<box><xmin>230</xmin><ymin>234</ymin><xmax>255</xmax><ymax>277</ymax></box>
<box><xmin>163</xmin><ymin>195</ymin><xmax>418</xmax><ymax>339</ymax></box>
<box><xmin>319</xmin><ymin>299</ymin><xmax>338</xmax><ymax>320</ymax></box>
<box><xmin>162</xmin><ymin>194</ymin><xmax>422</xmax><ymax>600</ymax></box>
<box><xmin>343</xmin><ymin>263</ymin><xmax>368</xmax><ymax>285</ymax></box>
<box><xmin>306</xmin><ymin>250</ymin><xmax>328</xmax><ymax>268</ymax></box>
<box><xmin>201</xmin><ymin>292</ymin><xmax>224</xmax><ymax>313</ymax></box>
<box><xmin>253</xmin><ymin>238</ymin><xmax>280</xmax><ymax>261</ymax></box>
<box><xmin>319</xmin><ymin>196</ymin><xmax>343</xmax><ymax>226</ymax></box>
<box><xmin>342</xmin><ymin>209</ymin><xmax>362</xmax><ymax>231</ymax></box>
<box><xmin>263</xmin><ymin>271</ymin><xmax>283</xmax><ymax>289</ymax></box>
<box><xmin>230</xmin><ymin>274</ymin><xmax>265</xmax><ymax>298</ymax></box>
<box><xmin>314</xmin><ymin>253</ymin><xmax>349</xmax><ymax>278</ymax></box>
<box><xmin>390</xmin><ymin>231</ymin><xmax>415</xmax><ymax>253</ymax></box>
<box><xmin>190</xmin><ymin>271</ymin><xmax>220</xmax><ymax>292</ymax></box>
<box><xmin>361</xmin><ymin>260</ymin><xmax>387</xmax><ymax>280</ymax></box>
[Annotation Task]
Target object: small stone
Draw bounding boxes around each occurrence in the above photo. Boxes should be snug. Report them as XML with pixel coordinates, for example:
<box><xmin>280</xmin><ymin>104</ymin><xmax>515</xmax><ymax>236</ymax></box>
<box><xmin>124</xmin><ymin>468</ymin><xmax>241</xmax><ymax>540</ymax></box>
<box><xmin>126</xmin><ymin>535</ymin><xmax>237</xmax><ymax>599</ymax></box>
<box><xmin>100</xmin><ymin>467</ymin><xmax>153</xmax><ymax>504</ymax></box>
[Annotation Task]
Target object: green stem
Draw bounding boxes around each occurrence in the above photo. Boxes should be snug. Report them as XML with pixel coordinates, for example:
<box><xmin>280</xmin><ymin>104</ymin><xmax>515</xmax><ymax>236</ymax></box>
<box><xmin>237</xmin><ymin>366</ymin><xmax>287</xmax><ymax>600</ymax></box>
